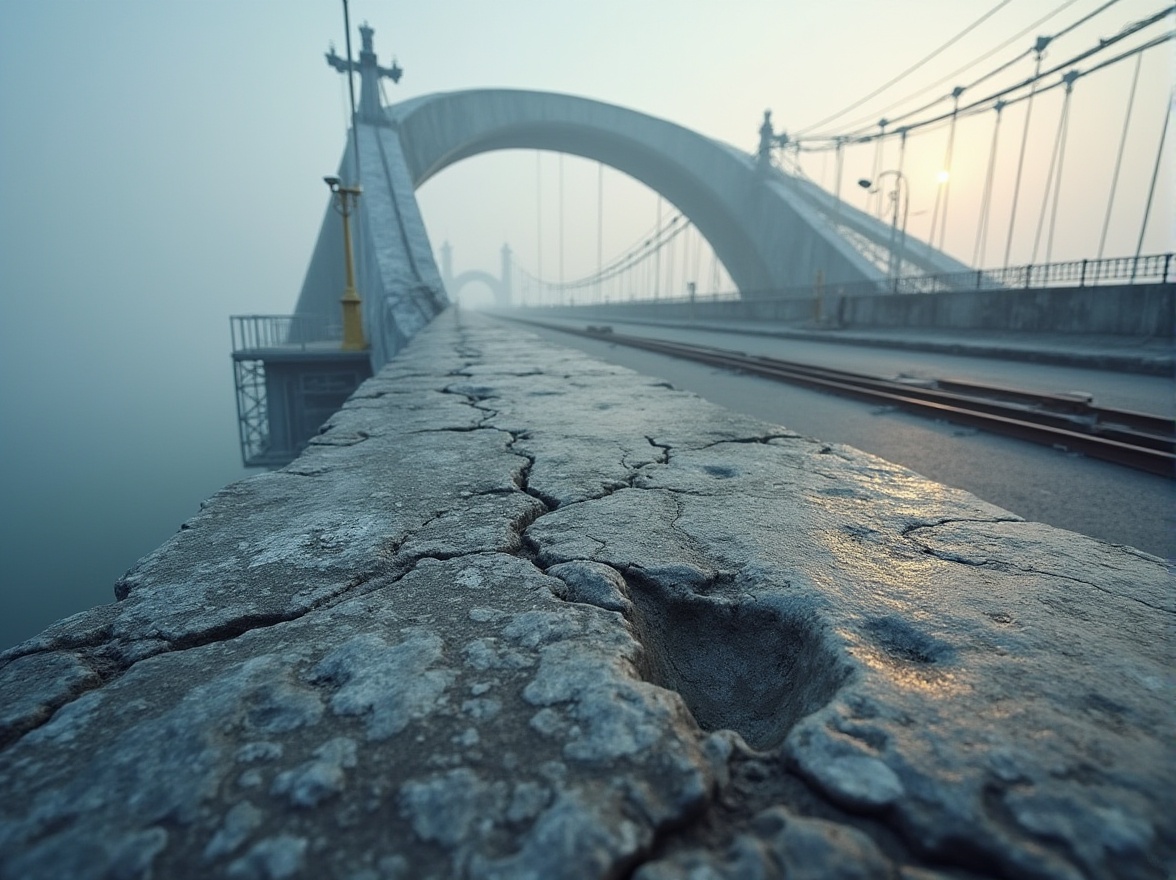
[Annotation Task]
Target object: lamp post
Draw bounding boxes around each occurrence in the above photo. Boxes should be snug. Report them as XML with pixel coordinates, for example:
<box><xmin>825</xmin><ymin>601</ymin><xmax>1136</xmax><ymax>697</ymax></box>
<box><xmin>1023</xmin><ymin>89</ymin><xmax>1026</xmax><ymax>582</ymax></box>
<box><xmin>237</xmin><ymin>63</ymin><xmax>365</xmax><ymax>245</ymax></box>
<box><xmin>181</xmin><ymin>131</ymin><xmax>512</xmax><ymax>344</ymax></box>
<box><xmin>324</xmin><ymin>175</ymin><xmax>366</xmax><ymax>350</ymax></box>
<box><xmin>859</xmin><ymin>172</ymin><xmax>909</xmax><ymax>291</ymax></box>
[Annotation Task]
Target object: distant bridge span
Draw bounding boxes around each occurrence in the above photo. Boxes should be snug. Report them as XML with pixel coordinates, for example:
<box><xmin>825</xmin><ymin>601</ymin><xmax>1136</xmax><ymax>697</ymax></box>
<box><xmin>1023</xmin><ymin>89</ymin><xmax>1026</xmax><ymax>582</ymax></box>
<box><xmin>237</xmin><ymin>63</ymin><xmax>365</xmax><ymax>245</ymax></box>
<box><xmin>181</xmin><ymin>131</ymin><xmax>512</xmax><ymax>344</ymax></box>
<box><xmin>296</xmin><ymin>87</ymin><xmax>968</xmax><ymax>367</ymax></box>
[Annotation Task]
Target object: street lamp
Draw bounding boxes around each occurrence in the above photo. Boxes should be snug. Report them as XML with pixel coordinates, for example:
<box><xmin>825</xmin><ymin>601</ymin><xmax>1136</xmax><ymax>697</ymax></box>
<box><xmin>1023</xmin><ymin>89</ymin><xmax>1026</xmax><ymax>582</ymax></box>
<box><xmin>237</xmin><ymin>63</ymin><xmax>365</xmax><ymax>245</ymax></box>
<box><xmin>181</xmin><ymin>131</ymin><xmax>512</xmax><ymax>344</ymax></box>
<box><xmin>859</xmin><ymin>172</ymin><xmax>909</xmax><ymax>291</ymax></box>
<box><xmin>324</xmin><ymin>175</ymin><xmax>367</xmax><ymax>351</ymax></box>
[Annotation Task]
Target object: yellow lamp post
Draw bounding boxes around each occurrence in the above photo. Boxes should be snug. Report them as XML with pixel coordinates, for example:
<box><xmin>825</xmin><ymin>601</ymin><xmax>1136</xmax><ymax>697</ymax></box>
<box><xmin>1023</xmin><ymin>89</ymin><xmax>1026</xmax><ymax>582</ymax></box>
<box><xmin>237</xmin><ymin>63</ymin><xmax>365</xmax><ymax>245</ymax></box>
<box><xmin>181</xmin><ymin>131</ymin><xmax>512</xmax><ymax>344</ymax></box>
<box><xmin>324</xmin><ymin>175</ymin><xmax>367</xmax><ymax>351</ymax></box>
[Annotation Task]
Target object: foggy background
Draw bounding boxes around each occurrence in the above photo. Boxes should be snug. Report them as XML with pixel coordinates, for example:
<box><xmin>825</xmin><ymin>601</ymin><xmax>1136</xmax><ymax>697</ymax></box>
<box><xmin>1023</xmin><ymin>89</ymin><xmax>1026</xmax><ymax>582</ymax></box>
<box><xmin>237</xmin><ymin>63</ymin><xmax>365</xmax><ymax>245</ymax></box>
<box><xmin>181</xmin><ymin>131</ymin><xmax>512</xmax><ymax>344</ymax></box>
<box><xmin>1</xmin><ymin>0</ymin><xmax>1172</xmax><ymax>648</ymax></box>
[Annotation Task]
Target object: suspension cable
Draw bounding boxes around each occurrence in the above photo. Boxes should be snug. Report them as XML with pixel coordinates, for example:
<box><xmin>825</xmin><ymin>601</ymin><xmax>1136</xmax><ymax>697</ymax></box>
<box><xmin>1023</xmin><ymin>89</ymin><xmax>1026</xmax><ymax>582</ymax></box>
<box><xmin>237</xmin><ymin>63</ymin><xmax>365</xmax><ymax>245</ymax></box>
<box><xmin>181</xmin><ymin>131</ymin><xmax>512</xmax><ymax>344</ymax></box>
<box><xmin>869</xmin><ymin>120</ymin><xmax>887</xmax><ymax>215</ymax></box>
<box><xmin>1031</xmin><ymin>71</ymin><xmax>1078</xmax><ymax>264</ymax></box>
<box><xmin>797</xmin><ymin>0</ymin><xmax>1016</xmax><ymax>135</ymax></box>
<box><xmin>1044</xmin><ymin>72</ymin><xmax>1080</xmax><ymax>263</ymax></box>
<box><xmin>973</xmin><ymin>100</ymin><xmax>1007</xmax><ymax>266</ymax></box>
<box><xmin>936</xmin><ymin>87</ymin><xmax>966</xmax><ymax>249</ymax></box>
<box><xmin>518</xmin><ymin>206</ymin><xmax>691</xmax><ymax>292</ymax></box>
<box><xmin>535</xmin><ymin>152</ymin><xmax>543</xmax><ymax>302</ymax></box>
<box><xmin>806</xmin><ymin>0</ymin><xmax>1088</xmax><ymax>138</ymax></box>
<box><xmin>1054</xmin><ymin>0</ymin><xmax>1125</xmax><ymax>40</ymax></box>
<box><xmin>596</xmin><ymin>163</ymin><xmax>604</xmax><ymax>301</ymax></box>
<box><xmin>1098</xmin><ymin>52</ymin><xmax>1144</xmax><ymax>258</ymax></box>
<box><xmin>1004</xmin><ymin>48</ymin><xmax>1047</xmax><ymax>268</ymax></box>
<box><xmin>805</xmin><ymin>8</ymin><xmax>1174</xmax><ymax>148</ymax></box>
<box><xmin>654</xmin><ymin>196</ymin><xmax>663</xmax><ymax>298</ymax></box>
<box><xmin>1134</xmin><ymin>88</ymin><xmax>1173</xmax><ymax>262</ymax></box>
<box><xmin>558</xmin><ymin>154</ymin><xmax>565</xmax><ymax>297</ymax></box>
<box><xmin>833</xmin><ymin>138</ymin><xmax>846</xmax><ymax>216</ymax></box>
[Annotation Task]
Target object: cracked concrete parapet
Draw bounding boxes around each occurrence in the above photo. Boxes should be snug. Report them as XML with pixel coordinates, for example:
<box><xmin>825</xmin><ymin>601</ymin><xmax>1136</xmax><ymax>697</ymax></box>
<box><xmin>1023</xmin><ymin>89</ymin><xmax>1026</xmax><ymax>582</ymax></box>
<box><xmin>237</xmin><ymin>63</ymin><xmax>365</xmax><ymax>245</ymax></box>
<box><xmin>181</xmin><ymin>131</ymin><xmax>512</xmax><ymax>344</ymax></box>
<box><xmin>0</xmin><ymin>310</ymin><xmax>1171</xmax><ymax>879</ymax></box>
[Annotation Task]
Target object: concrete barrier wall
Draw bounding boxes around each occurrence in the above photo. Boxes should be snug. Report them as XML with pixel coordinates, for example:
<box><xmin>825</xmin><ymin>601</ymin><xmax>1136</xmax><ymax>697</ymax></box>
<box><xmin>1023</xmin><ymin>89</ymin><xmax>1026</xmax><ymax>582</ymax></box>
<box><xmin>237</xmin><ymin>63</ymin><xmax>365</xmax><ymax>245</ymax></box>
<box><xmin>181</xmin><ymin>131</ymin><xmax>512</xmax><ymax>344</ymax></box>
<box><xmin>0</xmin><ymin>311</ymin><xmax>1170</xmax><ymax>879</ymax></box>
<box><xmin>838</xmin><ymin>282</ymin><xmax>1174</xmax><ymax>336</ymax></box>
<box><xmin>538</xmin><ymin>282</ymin><xmax>1175</xmax><ymax>338</ymax></box>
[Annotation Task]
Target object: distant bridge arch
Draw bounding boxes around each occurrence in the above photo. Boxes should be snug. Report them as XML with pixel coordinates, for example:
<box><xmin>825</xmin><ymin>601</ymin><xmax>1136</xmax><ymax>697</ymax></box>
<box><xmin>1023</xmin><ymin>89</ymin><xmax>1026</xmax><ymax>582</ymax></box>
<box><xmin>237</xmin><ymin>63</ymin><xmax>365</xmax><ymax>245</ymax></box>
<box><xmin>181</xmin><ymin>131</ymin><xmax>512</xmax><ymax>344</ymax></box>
<box><xmin>439</xmin><ymin>241</ymin><xmax>514</xmax><ymax>308</ymax></box>
<box><xmin>450</xmin><ymin>270</ymin><xmax>506</xmax><ymax>306</ymax></box>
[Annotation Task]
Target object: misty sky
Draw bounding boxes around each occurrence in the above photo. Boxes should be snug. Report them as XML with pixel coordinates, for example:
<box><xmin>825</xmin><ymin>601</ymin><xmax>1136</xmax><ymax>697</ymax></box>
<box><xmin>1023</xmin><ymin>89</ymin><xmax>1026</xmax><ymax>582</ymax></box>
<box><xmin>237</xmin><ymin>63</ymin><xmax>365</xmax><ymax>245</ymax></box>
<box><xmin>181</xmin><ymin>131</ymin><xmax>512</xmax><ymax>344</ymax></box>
<box><xmin>0</xmin><ymin>0</ymin><xmax>1172</xmax><ymax>647</ymax></box>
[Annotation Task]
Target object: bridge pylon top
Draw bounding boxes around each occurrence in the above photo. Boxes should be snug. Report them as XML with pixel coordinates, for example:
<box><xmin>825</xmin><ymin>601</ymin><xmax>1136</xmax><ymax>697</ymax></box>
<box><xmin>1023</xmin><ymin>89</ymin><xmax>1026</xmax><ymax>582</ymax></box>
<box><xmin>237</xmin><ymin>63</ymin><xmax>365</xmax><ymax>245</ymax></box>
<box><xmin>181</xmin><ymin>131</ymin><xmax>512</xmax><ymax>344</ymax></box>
<box><xmin>325</xmin><ymin>22</ymin><xmax>402</xmax><ymax>125</ymax></box>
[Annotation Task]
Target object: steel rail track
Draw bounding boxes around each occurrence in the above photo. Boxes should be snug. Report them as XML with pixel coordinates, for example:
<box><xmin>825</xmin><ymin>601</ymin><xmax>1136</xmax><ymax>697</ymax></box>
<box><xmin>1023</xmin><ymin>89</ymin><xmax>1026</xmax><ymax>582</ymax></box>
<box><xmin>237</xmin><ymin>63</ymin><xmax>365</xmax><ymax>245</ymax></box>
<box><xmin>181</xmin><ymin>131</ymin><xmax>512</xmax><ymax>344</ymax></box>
<box><xmin>509</xmin><ymin>318</ymin><xmax>1175</xmax><ymax>478</ymax></box>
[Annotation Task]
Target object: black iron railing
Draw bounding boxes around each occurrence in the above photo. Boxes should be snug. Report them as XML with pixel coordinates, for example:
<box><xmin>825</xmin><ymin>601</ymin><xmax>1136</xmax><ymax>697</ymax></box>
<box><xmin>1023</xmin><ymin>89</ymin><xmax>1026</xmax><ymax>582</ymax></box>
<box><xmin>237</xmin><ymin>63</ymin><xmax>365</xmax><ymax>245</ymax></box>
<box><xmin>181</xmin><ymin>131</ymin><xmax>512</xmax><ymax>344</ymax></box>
<box><xmin>878</xmin><ymin>252</ymin><xmax>1174</xmax><ymax>296</ymax></box>
<box><xmin>580</xmin><ymin>252</ymin><xmax>1174</xmax><ymax>307</ymax></box>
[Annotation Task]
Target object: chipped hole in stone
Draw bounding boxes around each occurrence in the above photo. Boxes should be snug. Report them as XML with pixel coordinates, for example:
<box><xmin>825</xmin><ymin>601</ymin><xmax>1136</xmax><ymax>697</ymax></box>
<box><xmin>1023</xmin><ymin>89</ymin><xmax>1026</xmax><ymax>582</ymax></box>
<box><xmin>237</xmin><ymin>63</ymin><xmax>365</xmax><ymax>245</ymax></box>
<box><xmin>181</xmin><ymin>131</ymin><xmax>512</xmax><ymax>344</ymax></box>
<box><xmin>701</xmin><ymin>465</ymin><xmax>738</xmax><ymax>479</ymax></box>
<box><xmin>859</xmin><ymin>615</ymin><xmax>954</xmax><ymax>665</ymax></box>
<box><xmin>623</xmin><ymin>570</ymin><xmax>848</xmax><ymax>751</ymax></box>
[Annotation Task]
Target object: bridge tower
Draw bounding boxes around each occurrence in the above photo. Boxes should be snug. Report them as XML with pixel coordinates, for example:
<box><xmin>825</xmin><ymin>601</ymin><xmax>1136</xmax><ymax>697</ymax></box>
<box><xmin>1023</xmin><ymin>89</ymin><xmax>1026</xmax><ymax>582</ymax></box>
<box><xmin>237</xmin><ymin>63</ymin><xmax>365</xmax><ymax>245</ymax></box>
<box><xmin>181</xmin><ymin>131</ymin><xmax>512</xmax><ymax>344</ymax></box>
<box><xmin>232</xmin><ymin>23</ymin><xmax>429</xmax><ymax>469</ymax></box>
<box><xmin>325</xmin><ymin>23</ymin><xmax>402</xmax><ymax>125</ymax></box>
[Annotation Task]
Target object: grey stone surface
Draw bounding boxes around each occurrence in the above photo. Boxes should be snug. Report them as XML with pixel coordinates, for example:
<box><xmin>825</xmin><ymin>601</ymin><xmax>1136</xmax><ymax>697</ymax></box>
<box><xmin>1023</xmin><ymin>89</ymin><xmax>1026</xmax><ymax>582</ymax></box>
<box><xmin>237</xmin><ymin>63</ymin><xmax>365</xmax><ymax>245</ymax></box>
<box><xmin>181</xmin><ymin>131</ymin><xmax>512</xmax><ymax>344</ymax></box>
<box><xmin>0</xmin><ymin>310</ymin><xmax>1171</xmax><ymax>879</ymax></box>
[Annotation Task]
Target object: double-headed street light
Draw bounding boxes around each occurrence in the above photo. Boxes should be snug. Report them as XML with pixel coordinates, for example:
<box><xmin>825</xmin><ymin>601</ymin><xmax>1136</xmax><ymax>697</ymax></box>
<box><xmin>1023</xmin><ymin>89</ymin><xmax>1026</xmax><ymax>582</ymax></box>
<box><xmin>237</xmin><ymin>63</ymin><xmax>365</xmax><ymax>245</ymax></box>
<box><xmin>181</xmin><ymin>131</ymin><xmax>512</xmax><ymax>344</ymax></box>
<box><xmin>859</xmin><ymin>171</ymin><xmax>909</xmax><ymax>291</ymax></box>
<box><xmin>324</xmin><ymin>175</ymin><xmax>367</xmax><ymax>351</ymax></box>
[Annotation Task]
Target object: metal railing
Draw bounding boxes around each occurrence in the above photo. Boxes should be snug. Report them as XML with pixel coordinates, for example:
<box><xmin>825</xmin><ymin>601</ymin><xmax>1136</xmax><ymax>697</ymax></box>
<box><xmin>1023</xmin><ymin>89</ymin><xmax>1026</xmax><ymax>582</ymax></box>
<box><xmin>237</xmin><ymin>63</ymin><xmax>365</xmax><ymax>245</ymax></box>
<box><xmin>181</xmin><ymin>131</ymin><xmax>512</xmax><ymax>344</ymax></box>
<box><xmin>230</xmin><ymin>314</ymin><xmax>341</xmax><ymax>353</ymax></box>
<box><xmin>880</xmin><ymin>252</ymin><xmax>1174</xmax><ymax>296</ymax></box>
<box><xmin>544</xmin><ymin>252</ymin><xmax>1174</xmax><ymax>308</ymax></box>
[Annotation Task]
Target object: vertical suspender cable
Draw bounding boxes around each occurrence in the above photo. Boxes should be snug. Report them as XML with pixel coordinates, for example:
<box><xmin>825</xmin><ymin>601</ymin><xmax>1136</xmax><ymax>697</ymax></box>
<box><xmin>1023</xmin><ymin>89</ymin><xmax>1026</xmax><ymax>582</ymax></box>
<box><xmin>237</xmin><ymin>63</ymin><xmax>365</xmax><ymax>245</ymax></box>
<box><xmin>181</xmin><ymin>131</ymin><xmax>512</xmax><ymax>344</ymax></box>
<box><xmin>666</xmin><ymin>218</ymin><xmax>677</xmax><ymax>297</ymax></box>
<box><xmin>558</xmin><ymin>154</ymin><xmax>565</xmax><ymax>300</ymax></box>
<box><xmin>1032</xmin><ymin>72</ymin><xmax>1076</xmax><ymax>264</ymax></box>
<box><xmin>686</xmin><ymin>221</ymin><xmax>696</xmax><ymax>287</ymax></box>
<box><xmin>1098</xmin><ymin>53</ymin><xmax>1143</xmax><ymax>259</ymax></box>
<box><xmin>596</xmin><ymin>163</ymin><xmax>604</xmax><ymax>303</ymax></box>
<box><xmin>936</xmin><ymin>87</ymin><xmax>966</xmax><ymax>251</ymax></box>
<box><xmin>896</xmin><ymin>127</ymin><xmax>909</xmax><ymax>177</ymax></box>
<box><xmin>535</xmin><ymin>152</ymin><xmax>543</xmax><ymax>303</ymax></box>
<box><xmin>928</xmin><ymin>141</ymin><xmax>946</xmax><ymax>244</ymax></box>
<box><xmin>869</xmin><ymin>120</ymin><xmax>888</xmax><ymax>215</ymax></box>
<box><xmin>654</xmin><ymin>196</ymin><xmax>663</xmax><ymax>299</ymax></box>
<box><xmin>833</xmin><ymin>138</ymin><xmax>846</xmax><ymax>219</ymax></box>
<box><xmin>1044</xmin><ymin>72</ymin><xmax>1079</xmax><ymax>264</ymax></box>
<box><xmin>1134</xmin><ymin>88</ymin><xmax>1173</xmax><ymax>265</ymax></box>
<box><xmin>1004</xmin><ymin>41</ymin><xmax>1049</xmax><ymax>268</ymax></box>
<box><xmin>973</xmin><ymin>101</ymin><xmax>1006</xmax><ymax>267</ymax></box>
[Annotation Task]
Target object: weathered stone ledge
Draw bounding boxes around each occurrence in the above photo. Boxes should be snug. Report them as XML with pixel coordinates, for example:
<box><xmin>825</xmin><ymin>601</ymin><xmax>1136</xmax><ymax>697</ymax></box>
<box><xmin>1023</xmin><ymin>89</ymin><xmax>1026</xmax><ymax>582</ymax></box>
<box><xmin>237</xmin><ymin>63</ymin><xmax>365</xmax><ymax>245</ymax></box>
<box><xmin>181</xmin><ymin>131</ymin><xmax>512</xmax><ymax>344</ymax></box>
<box><xmin>0</xmin><ymin>309</ymin><xmax>1170</xmax><ymax>879</ymax></box>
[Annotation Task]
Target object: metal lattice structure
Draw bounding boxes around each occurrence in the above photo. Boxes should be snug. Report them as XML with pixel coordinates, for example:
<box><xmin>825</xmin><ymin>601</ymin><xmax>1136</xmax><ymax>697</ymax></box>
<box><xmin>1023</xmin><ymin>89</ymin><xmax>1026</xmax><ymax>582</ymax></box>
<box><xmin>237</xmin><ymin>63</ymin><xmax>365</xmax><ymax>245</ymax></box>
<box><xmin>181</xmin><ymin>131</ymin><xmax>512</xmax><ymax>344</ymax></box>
<box><xmin>232</xmin><ymin>357</ymin><xmax>271</xmax><ymax>468</ymax></box>
<box><xmin>230</xmin><ymin>315</ymin><xmax>371</xmax><ymax>469</ymax></box>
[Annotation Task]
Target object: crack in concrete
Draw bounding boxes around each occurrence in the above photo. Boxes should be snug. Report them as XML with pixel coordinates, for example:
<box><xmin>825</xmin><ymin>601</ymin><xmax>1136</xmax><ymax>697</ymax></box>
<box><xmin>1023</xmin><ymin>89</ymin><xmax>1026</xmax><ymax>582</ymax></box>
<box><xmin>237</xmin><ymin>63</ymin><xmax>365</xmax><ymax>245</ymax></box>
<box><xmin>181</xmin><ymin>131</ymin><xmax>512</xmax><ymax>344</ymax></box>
<box><xmin>645</xmin><ymin>435</ymin><xmax>671</xmax><ymax>464</ymax></box>
<box><xmin>0</xmin><ymin>411</ymin><xmax>546</xmax><ymax>751</ymax></box>
<box><xmin>697</xmin><ymin>433</ymin><xmax>796</xmax><ymax>450</ymax></box>
<box><xmin>900</xmin><ymin>516</ymin><xmax>1023</xmax><ymax>539</ymax></box>
<box><xmin>0</xmin><ymin>563</ymin><xmax>388</xmax><ymax>749</ymax></box>
<box><xmin>903</xmin><ymin>517</ymin><xmax>1171</xmax><ymax>614</ymax></box>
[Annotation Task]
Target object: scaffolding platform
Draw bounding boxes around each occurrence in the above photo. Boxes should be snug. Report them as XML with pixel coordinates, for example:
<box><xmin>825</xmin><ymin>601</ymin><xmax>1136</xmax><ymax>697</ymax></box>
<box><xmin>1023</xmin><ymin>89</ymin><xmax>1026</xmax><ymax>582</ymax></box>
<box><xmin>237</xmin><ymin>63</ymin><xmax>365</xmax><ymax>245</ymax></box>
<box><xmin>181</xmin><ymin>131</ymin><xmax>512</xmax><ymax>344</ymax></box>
<box><xmin>230</xmin><ymin>315</ymin><xmax>372</xmax><ymax>468</ymax></box>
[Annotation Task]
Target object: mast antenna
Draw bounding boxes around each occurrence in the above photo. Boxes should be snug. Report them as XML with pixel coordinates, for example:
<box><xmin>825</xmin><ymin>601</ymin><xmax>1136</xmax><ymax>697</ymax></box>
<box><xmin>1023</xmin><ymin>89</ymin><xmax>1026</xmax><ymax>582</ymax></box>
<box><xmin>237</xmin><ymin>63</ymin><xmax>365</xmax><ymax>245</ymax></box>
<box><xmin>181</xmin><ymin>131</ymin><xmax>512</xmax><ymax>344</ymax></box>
<box><xmin>341</xmin><ymin>0</ymin><xmax>360</xmax><ymax>183</ymax></box>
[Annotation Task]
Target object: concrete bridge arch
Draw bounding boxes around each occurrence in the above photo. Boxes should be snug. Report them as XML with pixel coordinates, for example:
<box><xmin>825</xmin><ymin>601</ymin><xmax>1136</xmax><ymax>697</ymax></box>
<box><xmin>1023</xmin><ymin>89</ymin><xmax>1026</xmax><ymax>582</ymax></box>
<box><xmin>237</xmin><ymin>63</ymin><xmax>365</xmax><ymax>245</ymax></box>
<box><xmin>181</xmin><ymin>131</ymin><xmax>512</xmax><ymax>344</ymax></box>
<box><xmin>388</xmin><ymin>89</ymin><xmax>883</xmax><ymax>294</ymax></box>
<box><xmin>297</xmin><ymin>86</ymin><xmax>969</xmax><ymax>367</ymax></box>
